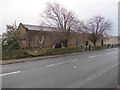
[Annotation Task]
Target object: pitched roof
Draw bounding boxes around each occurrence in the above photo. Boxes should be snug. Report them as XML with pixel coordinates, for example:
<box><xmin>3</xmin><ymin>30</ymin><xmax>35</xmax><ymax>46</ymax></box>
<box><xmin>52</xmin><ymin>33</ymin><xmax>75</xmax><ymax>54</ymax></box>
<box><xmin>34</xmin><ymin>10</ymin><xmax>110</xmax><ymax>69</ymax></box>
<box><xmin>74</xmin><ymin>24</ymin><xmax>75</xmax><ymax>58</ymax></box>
<box><xmin>113</xmin><ymin>36</ymin><xmax>120</xmax><ymax>40</ymax></box>
<box><xmin>22</xmin><ymin>23</ymin><xmax>58</xmax><ymax>31</ymax></box>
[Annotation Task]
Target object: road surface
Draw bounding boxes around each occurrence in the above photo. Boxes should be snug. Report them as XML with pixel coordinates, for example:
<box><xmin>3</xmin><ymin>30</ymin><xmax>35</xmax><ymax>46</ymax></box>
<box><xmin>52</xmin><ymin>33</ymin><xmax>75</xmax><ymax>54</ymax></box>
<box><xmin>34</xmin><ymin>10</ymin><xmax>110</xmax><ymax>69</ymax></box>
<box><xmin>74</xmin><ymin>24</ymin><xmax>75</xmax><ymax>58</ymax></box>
<box><xmin>2</xmin><ymin>48</ymin><xmax>119</xmax><ymax>88</ymax></box>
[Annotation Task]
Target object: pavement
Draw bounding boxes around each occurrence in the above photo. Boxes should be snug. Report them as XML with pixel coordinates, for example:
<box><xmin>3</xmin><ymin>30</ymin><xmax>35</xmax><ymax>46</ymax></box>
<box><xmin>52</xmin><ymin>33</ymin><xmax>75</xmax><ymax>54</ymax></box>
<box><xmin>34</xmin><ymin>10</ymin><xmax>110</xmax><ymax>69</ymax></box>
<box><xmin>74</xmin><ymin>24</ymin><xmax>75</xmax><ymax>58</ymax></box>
<box><xmin>1</xmin><ymin>50</ymin><xmax>97</xmax><ymax>65</ymax></box>
<box><xmin>1</xmin><ymin>48</ymin><xmax>119</xmax><ymax>88</ymax></box>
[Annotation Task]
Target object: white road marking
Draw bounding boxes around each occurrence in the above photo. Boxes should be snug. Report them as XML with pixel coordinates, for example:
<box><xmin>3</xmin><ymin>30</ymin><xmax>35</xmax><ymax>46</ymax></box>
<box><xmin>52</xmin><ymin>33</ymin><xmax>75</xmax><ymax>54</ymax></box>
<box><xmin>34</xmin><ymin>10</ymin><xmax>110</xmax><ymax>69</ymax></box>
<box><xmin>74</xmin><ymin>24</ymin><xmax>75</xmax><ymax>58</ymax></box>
<box><xmin>88</xmin><ymin>54</ymin><xmax>102</xmax><ymax>59</ymax></box>
<box><xmin>65</xmin><ymin>61</ymin><xmax>72</xmax><ymax>63</ymax></box>
<box><xmin>73</xmin><ymin>66</ymin><xmax>77</xmax><ymax>69</ymax></box>
<box><xmin>55</xmin><ymin>62</ymin><xmax>63</xmax><ymax>65</ymax></box>
<box><xmin>0</xmin><ymin>71</ymin><xmax>21</xmax><ymax>77</ymax></box>
<box><xmin>57</xmin><ymin>62</ymin><xmax>66</xmax><ymax>64</ymax></box>
<box><xmin>88</xmin><ymin>55</ymin><xmax>98</xmax><ymax>58</ymax></box>
<box><xmin>86</xmin><ymin>75</ymin><xmax>97</xmax><ymax>81</ymax></box>
<box><xmin>47</xmin><ymin>59</ymin><xmax>79</xmax><ymax>67</ymax></box>
<box><xmin>71</xmin><ymin>59</ymin><xmax>79</xmax><ymax>62</ymax></box>
<box><xmin>88</xmin><ymin>50</ymin><xmax>117</xmax><ymax>58</ymax></box>
<box><xmin>47</xmin><ymin>64</ymin><xmax>56</xmax><ymax>67</ymax></box>
<box><xmin>87</xmin><ymin>78</ymin><xmax>91</xmax><ymax>80</ymax></box>
<box><xmin>106</xmin><ymin>51</ymin><xmax>118</xmax><ymax>55</ymax></box>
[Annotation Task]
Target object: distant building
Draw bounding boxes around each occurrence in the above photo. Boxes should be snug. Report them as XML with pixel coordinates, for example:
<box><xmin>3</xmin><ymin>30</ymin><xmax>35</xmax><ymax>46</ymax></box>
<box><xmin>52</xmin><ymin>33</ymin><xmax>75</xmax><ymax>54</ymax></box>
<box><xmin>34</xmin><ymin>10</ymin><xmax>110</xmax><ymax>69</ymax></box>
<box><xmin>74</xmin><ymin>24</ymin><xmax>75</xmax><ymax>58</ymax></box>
<box><xmin>104</xmin><ymin>37</ymin><xmax>120</xmax><ymax>45</ymax></box>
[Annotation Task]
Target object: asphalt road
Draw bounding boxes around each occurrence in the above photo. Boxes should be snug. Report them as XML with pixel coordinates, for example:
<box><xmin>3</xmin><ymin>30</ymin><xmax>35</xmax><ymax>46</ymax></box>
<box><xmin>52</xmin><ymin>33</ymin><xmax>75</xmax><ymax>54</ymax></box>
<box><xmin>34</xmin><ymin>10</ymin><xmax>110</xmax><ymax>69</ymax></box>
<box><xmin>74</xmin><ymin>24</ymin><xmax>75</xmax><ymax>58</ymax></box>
<box><xmin>2</xmin><ymin>48</ymin><xmax>119</xmax><ymax>88</ymax></box>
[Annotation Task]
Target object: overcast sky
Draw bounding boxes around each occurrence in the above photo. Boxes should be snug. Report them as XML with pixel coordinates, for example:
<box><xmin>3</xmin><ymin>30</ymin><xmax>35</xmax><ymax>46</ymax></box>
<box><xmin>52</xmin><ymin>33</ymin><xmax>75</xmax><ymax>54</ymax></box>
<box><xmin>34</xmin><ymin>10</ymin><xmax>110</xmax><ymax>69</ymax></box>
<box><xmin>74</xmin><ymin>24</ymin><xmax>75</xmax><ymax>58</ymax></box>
<box><xmin>0</xmin><ymin>0</ymin><xmax>119</xmax><ymax>36</ymax></box>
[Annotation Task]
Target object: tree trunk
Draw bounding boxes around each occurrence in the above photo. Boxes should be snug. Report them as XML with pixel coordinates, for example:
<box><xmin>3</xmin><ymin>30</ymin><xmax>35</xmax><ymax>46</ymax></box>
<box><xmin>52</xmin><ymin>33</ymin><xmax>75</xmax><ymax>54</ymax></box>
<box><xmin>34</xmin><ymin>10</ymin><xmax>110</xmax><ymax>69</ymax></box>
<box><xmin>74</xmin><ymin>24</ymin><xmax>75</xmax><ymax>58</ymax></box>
<box><xmin>93</xmin><ymin>42</ymin><xmax>96</xmax><ymax>46</ymax></box>
<box><xmin>63</xmin><ymin>39</ymin><xmax>68</xmax><ymax>48</ymax></box>
<box><xmin>101</xmin><ymin>40</ymin><xmax>104</xmax><ymax>46</ymax></box>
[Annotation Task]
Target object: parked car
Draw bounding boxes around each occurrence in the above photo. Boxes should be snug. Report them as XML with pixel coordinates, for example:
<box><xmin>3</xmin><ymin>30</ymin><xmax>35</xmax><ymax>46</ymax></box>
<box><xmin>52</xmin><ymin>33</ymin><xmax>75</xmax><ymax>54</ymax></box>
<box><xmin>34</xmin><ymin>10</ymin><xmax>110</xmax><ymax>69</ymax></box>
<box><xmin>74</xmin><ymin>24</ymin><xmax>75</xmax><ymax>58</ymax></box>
<box><xmin>53</xmin><ymin>43</ymin><xmax>61</xmax><ymax>48</ymax></box>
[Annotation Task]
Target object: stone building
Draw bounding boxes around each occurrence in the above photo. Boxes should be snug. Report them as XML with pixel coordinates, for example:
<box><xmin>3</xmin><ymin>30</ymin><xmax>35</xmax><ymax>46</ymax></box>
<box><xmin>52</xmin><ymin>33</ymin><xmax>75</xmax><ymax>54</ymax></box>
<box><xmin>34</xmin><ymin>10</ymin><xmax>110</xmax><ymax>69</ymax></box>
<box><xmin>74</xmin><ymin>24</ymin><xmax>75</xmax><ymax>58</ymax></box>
<box><xmin>104</xmin><ymin>37</ymin><xmax>120</xmax><ymax>45</ymax></box>
<box><xmin>16</xmin><ymin>23</ymin><xmax>87</xmax><ymax>49</ymax></box>
<box><xmin>16</xmin><ymin>23</ymin><xmax>108</xmax><ymax>49</ymax></box>
<box><xmin>16</xmin><ymin>23</ymin><xmax>59</xmax><ymax>49</ymax></box>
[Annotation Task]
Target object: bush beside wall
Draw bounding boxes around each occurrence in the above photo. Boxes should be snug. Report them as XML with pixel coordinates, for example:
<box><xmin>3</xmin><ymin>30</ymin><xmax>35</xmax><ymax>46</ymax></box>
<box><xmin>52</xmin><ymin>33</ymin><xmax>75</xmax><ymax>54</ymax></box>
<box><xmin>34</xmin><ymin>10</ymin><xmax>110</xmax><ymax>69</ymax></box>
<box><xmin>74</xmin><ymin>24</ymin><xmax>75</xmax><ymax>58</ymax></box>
<box><xmin>2</xmin><ymin>45</ymin><xmax>118</xmax><ymax>60</ymax></box>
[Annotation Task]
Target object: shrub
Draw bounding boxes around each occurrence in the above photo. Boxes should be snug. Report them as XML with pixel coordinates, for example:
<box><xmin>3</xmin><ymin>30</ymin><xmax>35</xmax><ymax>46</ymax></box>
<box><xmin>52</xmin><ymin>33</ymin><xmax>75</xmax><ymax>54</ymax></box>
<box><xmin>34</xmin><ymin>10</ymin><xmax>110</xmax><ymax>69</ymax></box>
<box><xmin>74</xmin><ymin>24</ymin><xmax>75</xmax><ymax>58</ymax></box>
<box><xmin>91</xmin><ymin>45</ymin><xmax>106</xmax><ymax>50</ymax></box>
<box><xmin>2</xmin><ymin>50</ymin><xmax>29</xmax><ymax>60</ymax></box>
<box><xmin>2</xmin><ymin>45</ymin><xmax>111</xmax><ymax>60</ymax></box>
<box><xmin>2</xmin><ymin>47</ymin><xmax>83</xmax><ymax>60</ymax></box>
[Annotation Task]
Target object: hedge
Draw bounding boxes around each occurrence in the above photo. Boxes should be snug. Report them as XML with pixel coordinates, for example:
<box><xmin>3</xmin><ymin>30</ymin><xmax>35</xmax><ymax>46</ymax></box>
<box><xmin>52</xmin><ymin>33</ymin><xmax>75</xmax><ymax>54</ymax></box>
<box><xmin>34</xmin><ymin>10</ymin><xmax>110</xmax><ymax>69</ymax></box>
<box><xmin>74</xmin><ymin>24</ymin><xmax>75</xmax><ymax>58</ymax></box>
<box><xmin>2</xmin><ymin>45</ymin><xmax>118</xmax><ymax>60</ymax></box>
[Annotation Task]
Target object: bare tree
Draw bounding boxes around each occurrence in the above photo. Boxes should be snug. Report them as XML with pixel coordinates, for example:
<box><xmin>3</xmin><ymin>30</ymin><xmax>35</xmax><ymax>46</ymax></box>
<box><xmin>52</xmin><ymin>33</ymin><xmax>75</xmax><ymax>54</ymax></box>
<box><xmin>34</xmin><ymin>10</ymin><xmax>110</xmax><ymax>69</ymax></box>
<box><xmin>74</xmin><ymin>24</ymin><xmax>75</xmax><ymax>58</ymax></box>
<box><xmin>41</xmin><ymin>2</ymin><xmax>79</xmax><ymax>47</ymax></box>
<box><xmin>71</xmin><ymin>21</ymin><xmax>85</xmax><ymax>46</ymax></box>
<box><xmin>82</xmin><ymin>16</ymin><xmax>112</xmax><ymax>46</ymax></box>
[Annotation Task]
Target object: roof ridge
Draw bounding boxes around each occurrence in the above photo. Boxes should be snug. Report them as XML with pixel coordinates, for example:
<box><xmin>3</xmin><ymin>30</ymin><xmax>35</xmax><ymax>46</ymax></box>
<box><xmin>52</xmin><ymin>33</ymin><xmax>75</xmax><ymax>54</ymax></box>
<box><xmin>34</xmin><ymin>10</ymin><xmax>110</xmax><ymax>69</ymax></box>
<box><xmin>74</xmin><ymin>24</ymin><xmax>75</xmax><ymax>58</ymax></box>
<box><xmin>19</xmin><ymin>23</ymin><xmax>58</xmax><ymax>31</ymax></box>
<box><xmin>22</xmin><ymin>23</ymin><xmax>42</xmax><ymax>27</ymax></box>
<box><xmin>22</xmin><ymin>23</ymin><xmax>57</xmax><ymax>29</ymax></box>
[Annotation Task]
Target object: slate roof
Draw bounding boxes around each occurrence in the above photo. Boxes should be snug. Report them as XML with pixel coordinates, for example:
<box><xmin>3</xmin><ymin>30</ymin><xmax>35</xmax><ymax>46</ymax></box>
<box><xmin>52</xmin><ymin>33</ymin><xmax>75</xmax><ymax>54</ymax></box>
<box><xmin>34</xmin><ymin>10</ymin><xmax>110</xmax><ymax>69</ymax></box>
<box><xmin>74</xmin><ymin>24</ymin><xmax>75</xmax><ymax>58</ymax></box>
<box><xmin>22</xmin><ymin>23</ymin><xmax>58</xmax><ymax>31</ymax></box>
<box><xmin>114</xmin><ymin>36</ymin><xmax>120</xmax><ymax>40</ymax></box>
